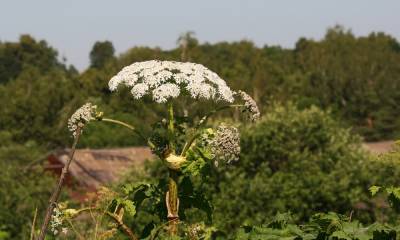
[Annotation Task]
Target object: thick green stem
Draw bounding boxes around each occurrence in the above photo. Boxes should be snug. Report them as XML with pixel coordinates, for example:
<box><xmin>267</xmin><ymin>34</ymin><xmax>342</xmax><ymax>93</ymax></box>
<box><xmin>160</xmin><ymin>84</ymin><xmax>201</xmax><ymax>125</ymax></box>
<box><xmin>165</xmin><ymin>103</ymin><xmax>180</xmax><ymax>235</ymax></box>
<box><xmin>168</xmin><ymin>103</ymin><xmax>176</xmax><ymax>153</ymax></box>
<box><xmin>166</xmin><ymin>170</ymin><xmax>179</xmax><ymax>235</ymax></box>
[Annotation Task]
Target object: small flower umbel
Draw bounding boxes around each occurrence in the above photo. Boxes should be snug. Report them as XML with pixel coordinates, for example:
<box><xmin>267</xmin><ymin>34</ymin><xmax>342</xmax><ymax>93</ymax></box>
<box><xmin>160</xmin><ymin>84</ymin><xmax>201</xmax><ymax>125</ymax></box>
<box><xmin>210</xmin><ymin>124</ymin><xmax>241</xmax><ymax>166</ymax></box>
<box><xmin>67</xmin><ymin>102</ymin><xmax>100</xmax><ymax>137</ymax></box>
<box><xmin>238</xmin><ymin>90</ymin><xmax>260</xmax><ymax>122</ymax></box>
<box><xmin>49</xmin><ymin>205</ymin><xmax>63</xmax><ymax>235</ymax></box>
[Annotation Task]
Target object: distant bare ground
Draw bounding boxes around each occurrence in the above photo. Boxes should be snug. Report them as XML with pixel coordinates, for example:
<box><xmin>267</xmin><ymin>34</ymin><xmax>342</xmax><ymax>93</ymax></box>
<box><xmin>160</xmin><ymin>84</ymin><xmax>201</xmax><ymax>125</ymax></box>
<box><xmin>363</xmin><ymin>141</ymin><xmax>395</xmax><ymax>154</ymax></box>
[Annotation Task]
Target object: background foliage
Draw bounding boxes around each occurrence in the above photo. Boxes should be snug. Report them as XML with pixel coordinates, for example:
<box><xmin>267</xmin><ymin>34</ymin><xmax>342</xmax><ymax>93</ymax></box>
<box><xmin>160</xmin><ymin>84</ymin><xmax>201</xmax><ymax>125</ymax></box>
<box><xmin>2</xmin><ymin>26</ymin><xmax>400</xmax><ymax>148</ymax></box>
<box><xmin>122</xmin><ymin>103</ymin><xmax>400</xmax><ymax>238</ymax></box>
<box><xmin>1</xmin><ymin>26</ymin><xmax>400</xmax><ymax>238</ymax></box>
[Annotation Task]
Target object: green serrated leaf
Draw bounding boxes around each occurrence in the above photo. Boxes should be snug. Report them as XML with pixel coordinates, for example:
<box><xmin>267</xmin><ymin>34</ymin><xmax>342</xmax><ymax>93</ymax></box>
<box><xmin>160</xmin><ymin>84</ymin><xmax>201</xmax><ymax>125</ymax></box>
<box><xmin>331</xmin><ymin>230</ymin><xmax>351</xmax><ymax>240</ymax></box>
<box><xmin>369</xmin><ymin>186</ymin><xmax>381</xmax><ymax>196</ymax></box>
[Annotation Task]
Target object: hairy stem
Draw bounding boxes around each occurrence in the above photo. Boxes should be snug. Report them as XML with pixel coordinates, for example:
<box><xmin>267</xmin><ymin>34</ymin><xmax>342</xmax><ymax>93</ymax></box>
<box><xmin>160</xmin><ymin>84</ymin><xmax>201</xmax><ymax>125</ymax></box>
<box><xmin>37</xmin><ymin>128</ymin><xmax>82</xmax><ymax>240</ymax></box>
<box><xmin>167</xmin><ymin>170</ymin><xmax>179</xmax><ymax>235</ymax></box>
<box><xmin>168</xmin><ymin>103</ymin><xmax>176</xmax><ymax>153</ymax></box>
<box><xmin>163</xmin><ymin>103</ymin><xmax>179</xmax><ymax>235</ymax></box>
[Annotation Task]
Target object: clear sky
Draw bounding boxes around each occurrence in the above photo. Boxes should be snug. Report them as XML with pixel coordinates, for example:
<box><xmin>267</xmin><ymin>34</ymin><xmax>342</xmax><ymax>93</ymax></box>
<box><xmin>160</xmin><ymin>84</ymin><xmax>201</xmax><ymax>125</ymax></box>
<box><xmin>1</xmin><ymin>0</ymin><xmax>399</xmax><ymax>70</ymax></box>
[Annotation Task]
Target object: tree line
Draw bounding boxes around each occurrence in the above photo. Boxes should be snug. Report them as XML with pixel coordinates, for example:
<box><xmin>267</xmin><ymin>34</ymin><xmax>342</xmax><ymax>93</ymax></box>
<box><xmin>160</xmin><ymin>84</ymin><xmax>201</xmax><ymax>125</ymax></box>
<box><xmin>1</xmin><ymin>25</ymin><xmax>400</xmax><ymax>149</ymax></box>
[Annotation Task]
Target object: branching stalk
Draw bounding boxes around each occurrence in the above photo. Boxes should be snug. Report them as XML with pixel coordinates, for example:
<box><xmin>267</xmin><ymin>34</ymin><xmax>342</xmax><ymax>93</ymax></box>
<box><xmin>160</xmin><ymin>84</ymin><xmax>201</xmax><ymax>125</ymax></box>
<box><xmin>71</xmin><ymin>207</ymin><xmax>139</xmax><ymax>240</ymax></box>
<box><xmin>30</xmin><ymin>208</ymin><xmax>38</xmax><ymax>240</ymax></box>
<box><xmin>37</xmin><ymin>127</ymin><xmax>82</xmax><ymax>240</ymax></box>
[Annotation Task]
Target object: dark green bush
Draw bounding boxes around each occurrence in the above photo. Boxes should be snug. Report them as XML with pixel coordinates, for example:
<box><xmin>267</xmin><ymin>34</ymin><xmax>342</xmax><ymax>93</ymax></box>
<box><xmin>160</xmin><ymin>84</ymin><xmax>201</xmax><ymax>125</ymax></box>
<box><xmin>234</xmin><ymin>212</ymin><xmax>400</xmax><ymax>240</ymax></box>
<box><xmin>208</xmin><ymin>103</ymin><xmax>378</xmax><ymax>232</ymax></box>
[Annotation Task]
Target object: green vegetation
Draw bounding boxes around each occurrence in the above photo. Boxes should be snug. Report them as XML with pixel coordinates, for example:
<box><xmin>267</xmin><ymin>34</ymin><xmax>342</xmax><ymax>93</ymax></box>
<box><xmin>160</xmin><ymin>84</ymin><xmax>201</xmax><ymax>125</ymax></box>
<box><xmin>1</xmin><ymin>26</ymin><xmax>400</xmax><ymax>239</ymax></box>
<box><xmin>210</xmin><ymin>104</ymin><xmax>375</xmax><ymax>230</ymax></box>
<box><xmin>0</xmin><ymin>132</ymin><xmax>54</xmax><ymax>239</ymax></box>
<box><xmin>2</xmin><ymin>26</ymin><xmax>400</xmax><ymax>148</ymax></box>
<box><xmin>121</xmin><ymin>103</ymin><xmax>400</xmax><ymax>239</ymax></box>
<box><xmin>235</xmin><ymin>212</ymin><xmax>399</xmax><ymax>240</ymax></box>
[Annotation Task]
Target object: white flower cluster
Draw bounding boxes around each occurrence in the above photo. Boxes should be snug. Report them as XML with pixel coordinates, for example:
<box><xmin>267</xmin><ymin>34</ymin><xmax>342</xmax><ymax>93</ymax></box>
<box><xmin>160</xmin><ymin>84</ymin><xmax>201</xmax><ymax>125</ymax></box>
<box><xmin>238</xmin><ymin>91</ymin><xmax>260</xmax><ymax>121</ymax></box>
<box><xmin>210</xmin><ymin>125</ymin><xmax>241</xmax><ymax>165</ymax></box>
<box><xmin>50</xmin><ymin>206</ymin><xmax>63</xmax><ymax>235</ymax></box>
<box><xmin>187</xmin><ymin>223</ymin><xmax>203</xmax><ymax>238</ymax></box>
<box><xmin>67</xmin><ymin>103</ymin><xmax>97</xmax><ymax>137</ymax></box>
<box><xmin>109</xmin><ymin>60</ymin><xmax>235</xmax><ymax>103</ymax></box>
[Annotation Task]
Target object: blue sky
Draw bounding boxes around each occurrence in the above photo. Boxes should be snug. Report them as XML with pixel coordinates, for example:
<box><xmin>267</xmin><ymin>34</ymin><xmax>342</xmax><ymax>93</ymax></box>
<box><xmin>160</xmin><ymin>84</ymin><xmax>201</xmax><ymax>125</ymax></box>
<box><xmin>1</xmin><ymin>0</ymin><xmax>399</xmax><ymax>70</ymax></box>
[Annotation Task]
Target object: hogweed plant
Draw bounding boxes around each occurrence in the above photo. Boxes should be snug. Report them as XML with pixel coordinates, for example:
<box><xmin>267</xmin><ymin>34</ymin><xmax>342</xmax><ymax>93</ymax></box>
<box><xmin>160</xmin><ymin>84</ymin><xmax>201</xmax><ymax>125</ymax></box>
<box><xmin>38</xmin><ymin>60</ymin><xmax>260</xmax><ymax>240</ymax></box>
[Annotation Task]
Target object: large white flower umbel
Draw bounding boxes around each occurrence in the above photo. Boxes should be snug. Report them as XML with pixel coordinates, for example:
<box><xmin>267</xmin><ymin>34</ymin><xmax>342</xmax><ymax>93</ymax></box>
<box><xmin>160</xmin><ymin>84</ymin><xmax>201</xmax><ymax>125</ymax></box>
<box><xmin>108</xmin><ymin>60</ymin><xmax>235</xmax><ymax>103</ymax></box>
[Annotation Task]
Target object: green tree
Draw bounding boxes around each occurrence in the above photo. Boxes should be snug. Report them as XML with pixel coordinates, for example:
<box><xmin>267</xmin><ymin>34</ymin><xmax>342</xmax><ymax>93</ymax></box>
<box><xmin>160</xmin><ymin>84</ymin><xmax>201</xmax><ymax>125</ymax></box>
<box><xmin>0</xmin><ymin>67</ymin><xmax>78</xmax><ymax>146</ymax></box>
<box><xmin>89</xmin><ymin>41</ymin><xmax>115</xmax><ymax>69</ymax></box>
<box><xmin>177</xmin><ymin>31</ymin><xmax>198</xmax><ymax>61</ymax></box>
<box><xmin>294</xmin><ymin>25</ymin><xmax>400</xmax><ymax>140</ymax></box>
<box><xmin>0</xmin><ymin>35</ymin><xmax>63</xmax><ymax>84</ymax></box>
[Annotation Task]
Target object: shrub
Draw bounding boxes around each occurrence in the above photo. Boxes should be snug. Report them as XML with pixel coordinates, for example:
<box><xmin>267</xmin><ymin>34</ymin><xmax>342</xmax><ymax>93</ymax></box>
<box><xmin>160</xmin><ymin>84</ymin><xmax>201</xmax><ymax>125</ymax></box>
<box><xmin>202</xmin><ymin>103</ymin><xmax>384</xmax><ymax>232</ymax></box>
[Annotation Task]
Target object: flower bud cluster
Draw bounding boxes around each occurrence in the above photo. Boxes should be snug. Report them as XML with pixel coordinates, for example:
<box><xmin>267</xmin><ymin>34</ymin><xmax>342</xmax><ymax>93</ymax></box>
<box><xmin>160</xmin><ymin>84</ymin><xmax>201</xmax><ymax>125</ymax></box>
<box><xmin>210</xmin><ymin>125</ymin><xmax>241</xmax><ymax>165</ymax></box>
<box><xmin>50</xmin><ymin>206</ymin><xmax>66</xmax><ymax>235</ymax></box>
<box><xmin>67</xmin><ymin>103</ymin><xmax>97</xmax><ymax>137</ymax></box>
<box><xmin>238</xmin><ymin>90</ymin><xmax>260</xmax><ymax>121</ymax></box>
